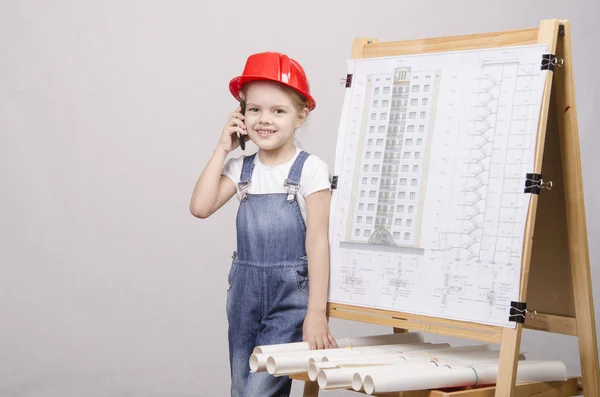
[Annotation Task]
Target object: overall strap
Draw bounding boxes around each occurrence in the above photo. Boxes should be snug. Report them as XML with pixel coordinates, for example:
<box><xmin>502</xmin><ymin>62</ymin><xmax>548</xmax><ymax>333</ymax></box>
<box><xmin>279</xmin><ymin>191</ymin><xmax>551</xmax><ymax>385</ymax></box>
<box><xmin>283</xmin><ymin>151</ymin><xmax>310</xmax><ymax>202</ymax></box>
<box><xmin>238</xmin><ymin>153</ymin><xmax>257</xmax><ymax>201</ymax></box>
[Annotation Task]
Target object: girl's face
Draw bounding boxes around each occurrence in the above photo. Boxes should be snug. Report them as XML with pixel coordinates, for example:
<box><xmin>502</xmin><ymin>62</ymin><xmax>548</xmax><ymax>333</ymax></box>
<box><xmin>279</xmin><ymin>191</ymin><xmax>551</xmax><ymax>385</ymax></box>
<box><xmin>243</xmin><ymin>81</ymin><xmax>307</xmax><ymax>153</ymax></box>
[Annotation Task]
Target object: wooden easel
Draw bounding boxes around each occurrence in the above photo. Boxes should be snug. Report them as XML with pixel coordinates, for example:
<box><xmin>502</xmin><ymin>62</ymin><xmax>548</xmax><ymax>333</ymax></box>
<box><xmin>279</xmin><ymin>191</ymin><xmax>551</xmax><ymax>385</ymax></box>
<box><xmin>294</xmin><ymin>19</ymin><xmax>599</xmax><ymax>397</ymax></box>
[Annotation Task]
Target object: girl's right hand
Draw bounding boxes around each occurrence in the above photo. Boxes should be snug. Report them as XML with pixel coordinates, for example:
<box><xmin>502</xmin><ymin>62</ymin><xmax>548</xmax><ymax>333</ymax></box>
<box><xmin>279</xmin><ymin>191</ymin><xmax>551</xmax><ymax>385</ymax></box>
<box><xmin>218</xmin><ymin>106</ymin><xmax>248</xmax><ymax>153</ymax></box>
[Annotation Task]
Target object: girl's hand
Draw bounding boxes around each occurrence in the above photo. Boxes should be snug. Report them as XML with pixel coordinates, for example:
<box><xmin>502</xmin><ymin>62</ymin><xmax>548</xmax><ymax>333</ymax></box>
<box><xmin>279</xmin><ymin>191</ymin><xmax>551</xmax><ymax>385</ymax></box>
<box><xmin>218</xmin><ymin>106</ymin><xmax>248</xmax><ymax>153</ymax></box>
<box><xmin>302</xmin><ymin>311</ymin><xmax>338</xmax><ymax>350</ymax></box>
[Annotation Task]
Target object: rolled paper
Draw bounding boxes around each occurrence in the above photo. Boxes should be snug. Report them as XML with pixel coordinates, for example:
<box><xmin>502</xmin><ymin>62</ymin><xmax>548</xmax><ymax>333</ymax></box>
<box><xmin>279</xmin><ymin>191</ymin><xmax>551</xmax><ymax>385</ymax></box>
<box><xmin>470</xmin><ymin>360</ymin><xmax>567</xmax><ymax>384</ymax></box>
<box><xmin>350</xmin><ymin>351</ymin><xmax>519</xmax><ymax>391</ymax></box>
<box><xmin>343</xmin><ymin>344</ymin><xmax>490</xmax><ymax>367</ymax></box>
<box><xmin>309</xmin><ymin>345</ymin><xmax>445</xmax><ymax>381</ymax></box>
<box><xmin>431</xmin><ymin>353</ymin><xmax>526</xmax><ymax>369</ymax></box>
<box><xmin>406</xmin><ymin>344</ymin><xmax>491</xmax><ymax>357</ymax></box>
<box><xmin>318</xmin><ymin>366</ymin><xmax>364</xmax><ymax>390</ymax></box>
<box><xmin>335</xmin><ymin>332</ymin><xmax>424</xmax><ymax>348</ymax></box>
<box><xmin>364</xmin><ymin>366</ymin><xmax>457</xmax><ymax>394</ymax></box>
<box><xmin>249</xmin><ymin>353</ymin><xmax>269</xmax><ymax>372</ymax></box>
<box><xmin>362</xmin><ymin>360</ymin><xmax>566</xmax><ymax>394</ymax></box>
<box><xmin>253</xmin><ymin>341</ymin><xmax>313</xmax><ymax>355</ymax></box>
<box><xmin>321</xmin><ymin>342</ymin><xmax>450</xmax><ymax>362</ymax></box>
<box><xmin>429</xmin><ymin>349</ymin><xmax>502</xmax><ymax>363</ymax></box>
<box><xmin>251</xmin><ymin>349</ymin><xmax>318</xmax><ymax>373</ymax></box>
<box><xmin>266</xmin><ymin>349</ymin><xmax>365</xmax><ymax>376</ymax></box>
<box><xmin>434</xmin><ymin>352</ymin><xmax>527</xmax><ymax>366</ymax></box>
<box><xmin>308</xmin><ymin>361</ymin><xmax>338</xmax><ymax>381</ymax></box>
<box><xmin>319</xmin><ymin>360</ymin><xmax>437</xmax><ymax>390</ymax></box>
<box><xmin>252</xmin><ymin>332</ymin><xmax>423</xmax><ymax>354</ymax></box>
<box><xmin>309</xmin><ymin>355</ymin><xmax>427</xmax><ymax>382</ymax></box>
<box><xmin>352</xmin><ymin>362</ymin><xmax>436</xmax><ymax>391</ymax></box>
<box><xmin>267</xmin><ymin>342</ymin><xmax>435</xmax><ymax>376</ymax></box>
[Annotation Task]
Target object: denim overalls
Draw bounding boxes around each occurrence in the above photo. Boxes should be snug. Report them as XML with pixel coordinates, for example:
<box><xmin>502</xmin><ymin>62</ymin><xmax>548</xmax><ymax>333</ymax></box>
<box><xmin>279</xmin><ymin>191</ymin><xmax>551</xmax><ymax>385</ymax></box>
<box><xmin>226</xmin><ymin>151</ymin><xmax>311</xmax><ymax>397</ymax></box>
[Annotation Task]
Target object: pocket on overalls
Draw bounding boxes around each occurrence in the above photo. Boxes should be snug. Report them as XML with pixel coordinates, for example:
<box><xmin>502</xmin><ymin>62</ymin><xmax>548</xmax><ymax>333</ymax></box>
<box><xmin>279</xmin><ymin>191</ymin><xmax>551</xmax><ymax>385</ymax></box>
<box><xmin>227</xmin><ymin>254</ymin><xmax>239</xmax><ymax>292</ymax></box>
<box><xmin>294</xmin><ymin>266</ymin><xmax>310</xmax><ymax>297</ymax></box>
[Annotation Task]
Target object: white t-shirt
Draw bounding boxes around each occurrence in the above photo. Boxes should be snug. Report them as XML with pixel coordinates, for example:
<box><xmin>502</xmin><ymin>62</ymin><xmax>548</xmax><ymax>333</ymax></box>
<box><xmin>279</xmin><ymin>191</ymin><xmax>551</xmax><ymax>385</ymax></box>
<box><xmin>222</xmin><ymin>148</ymin><xmax>332</xmax><ymax>224</ymax></box>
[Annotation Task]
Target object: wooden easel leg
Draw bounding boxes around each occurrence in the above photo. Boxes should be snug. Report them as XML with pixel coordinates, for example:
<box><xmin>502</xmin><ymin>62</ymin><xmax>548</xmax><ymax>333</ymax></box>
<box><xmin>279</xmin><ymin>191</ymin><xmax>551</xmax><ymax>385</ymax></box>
<box><xmin>555</xmin><ymin>20</ymin><xmax>600</xmax><ymax>396</ymax></box>
<box><xmin>494</xmin><ymin>326</ymin><xmax>522</xmax><ymax>397</ymax></box>
<box><xmin>302</xmin><ymin>380</ymin><xmax>319</xmax><ymax>397</ymax></box>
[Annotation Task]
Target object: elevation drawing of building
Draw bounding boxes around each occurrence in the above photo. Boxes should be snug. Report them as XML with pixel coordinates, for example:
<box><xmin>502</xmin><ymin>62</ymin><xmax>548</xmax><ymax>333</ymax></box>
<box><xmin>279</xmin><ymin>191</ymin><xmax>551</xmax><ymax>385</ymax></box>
<box><xmin>346</xmin><ymin>67</ymin><xmax>441</xmax><ymax>248</ymax></box>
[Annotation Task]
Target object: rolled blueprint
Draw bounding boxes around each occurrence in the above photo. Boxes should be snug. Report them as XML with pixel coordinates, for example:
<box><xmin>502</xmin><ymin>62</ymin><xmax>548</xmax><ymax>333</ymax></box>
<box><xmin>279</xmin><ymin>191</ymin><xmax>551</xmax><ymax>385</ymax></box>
<box><xmin>351</xmin><ymin>349</ymin><xmax>518</xmax><ymax>391</ymax></box>
<box><xmin>308</xmin><ymin>355</ymin><xmax>417</xmax><ymax>381</ymax></box>
<box><xmin>318</xmin><ymin>360</ymin><xmax>433</xmax><ymax>390</ymax></box>
<box><xmin>327</xmin><ymin>352</ymin><xmax>510</xmax><ymax>391</ymax></box>
<box><xmin>266</xmin><ymin>343</ymin><xmax>433</xmax><ymax>376</ymax></box>
<box><xmin>307</xmin><ymin>342</ymin><xmax>456</xmax><ymax>381</ymax></box>
<box><xmin>252</xmin><ymin>332</ymin><xmax>423</xmax><ymax>354</ymax></box>
<box><xmin>362</xmin><ymin>360</ymin><xmax>567</xmax><ymax>394</ymax></box>
<box><xmin>249</xmin><ymin>353</ymin><xmax>269</xmax><ymax>373</ymax></box>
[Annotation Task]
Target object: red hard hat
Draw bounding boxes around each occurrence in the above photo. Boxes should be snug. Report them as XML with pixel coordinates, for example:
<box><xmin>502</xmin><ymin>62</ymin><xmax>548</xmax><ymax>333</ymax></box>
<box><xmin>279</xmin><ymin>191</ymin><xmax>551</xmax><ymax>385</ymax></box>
<box><xmin>229</xmin><ymin>52</ymin><xmax>316</xmax><ymax>111</ymax></box>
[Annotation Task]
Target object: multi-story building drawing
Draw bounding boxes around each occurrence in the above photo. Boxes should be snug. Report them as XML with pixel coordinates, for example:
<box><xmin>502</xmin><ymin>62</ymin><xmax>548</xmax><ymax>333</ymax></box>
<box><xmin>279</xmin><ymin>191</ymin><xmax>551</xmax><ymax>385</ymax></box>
<box><xmin>346</xmin><ymin>67</ymin><xmax>440</xmax><ymax>248</ymax></box>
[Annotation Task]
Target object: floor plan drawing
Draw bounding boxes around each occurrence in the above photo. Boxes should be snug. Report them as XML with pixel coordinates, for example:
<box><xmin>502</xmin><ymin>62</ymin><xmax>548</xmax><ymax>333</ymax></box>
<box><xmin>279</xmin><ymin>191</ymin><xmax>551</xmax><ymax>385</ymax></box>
<box><xmin>328</xmin><ymin>44</ymin><xmax>550</xmax><ymax>327</ymax></box>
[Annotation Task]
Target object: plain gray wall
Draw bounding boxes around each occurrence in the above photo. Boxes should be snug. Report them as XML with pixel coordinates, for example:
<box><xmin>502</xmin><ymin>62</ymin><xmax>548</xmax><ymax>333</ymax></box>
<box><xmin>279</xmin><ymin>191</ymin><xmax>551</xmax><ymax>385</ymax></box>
<box><xmin>1</xmin><ymin>1</ymin><xmax>598</xmax><ymax>396</ymax></box>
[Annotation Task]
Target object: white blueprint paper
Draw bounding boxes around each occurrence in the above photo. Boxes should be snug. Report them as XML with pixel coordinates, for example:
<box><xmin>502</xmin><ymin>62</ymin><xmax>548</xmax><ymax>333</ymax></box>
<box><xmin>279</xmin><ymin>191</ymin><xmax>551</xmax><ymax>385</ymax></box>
<box><xmin>328</xmin><ymin>44</ymin><xmax>550</xmax><ymax>327</ymax></box>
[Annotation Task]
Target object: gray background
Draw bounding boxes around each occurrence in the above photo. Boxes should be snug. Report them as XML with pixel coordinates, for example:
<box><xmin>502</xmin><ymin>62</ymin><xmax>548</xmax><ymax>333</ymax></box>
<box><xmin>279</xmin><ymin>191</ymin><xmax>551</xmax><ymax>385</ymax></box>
<box><xmin>1</xmin><ymin>1</ymin><xmax>597</xmax><ymax>396</ymax></box>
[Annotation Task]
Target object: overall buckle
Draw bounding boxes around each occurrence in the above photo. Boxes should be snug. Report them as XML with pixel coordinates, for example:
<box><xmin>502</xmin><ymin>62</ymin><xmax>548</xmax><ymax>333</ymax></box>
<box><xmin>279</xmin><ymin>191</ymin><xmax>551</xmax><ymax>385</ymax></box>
<box><xmin>283</xmin><ymin>182</ymin><xmax>299</xmax><ymax>202</ymax></box>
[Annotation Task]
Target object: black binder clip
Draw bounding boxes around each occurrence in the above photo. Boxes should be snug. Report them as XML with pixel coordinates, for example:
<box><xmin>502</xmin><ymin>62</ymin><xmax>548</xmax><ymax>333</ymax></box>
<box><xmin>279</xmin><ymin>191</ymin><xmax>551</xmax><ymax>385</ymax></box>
<box><xmin>340</xmin><ymin>74</ymin><xmax>353</xmax><ymax>87</ymax></box>
<box><xmin>509</xmin><ymin>301</ymin><xmax>527</xmax><ymax>323</ymax></box>
<box><xmin>524</xmin><ymin>173</ymin><xmax>552</xmax><ymax>194</ymax></box>
<box><xmin>331</xmin><ymin>175</ymin><xmax>339</xmax><ymax>190</ymax></box>
<box><xmin>541</xmin><ymin>54</ymin><xmax>563</xmax><ymax>71</ymax></box>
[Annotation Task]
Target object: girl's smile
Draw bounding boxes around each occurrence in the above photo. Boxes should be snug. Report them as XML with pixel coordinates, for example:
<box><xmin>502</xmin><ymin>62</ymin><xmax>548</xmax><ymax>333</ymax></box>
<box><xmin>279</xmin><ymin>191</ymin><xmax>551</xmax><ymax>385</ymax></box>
<box><xmin>255</xmin><ymin>128</ymin><xmax>277</xmax><ymax>138</ymax></box>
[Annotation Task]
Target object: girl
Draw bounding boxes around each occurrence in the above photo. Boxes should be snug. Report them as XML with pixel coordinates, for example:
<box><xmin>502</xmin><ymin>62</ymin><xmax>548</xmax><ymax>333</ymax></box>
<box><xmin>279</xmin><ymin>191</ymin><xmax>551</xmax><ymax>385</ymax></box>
<box><xmin>190</xmin><ymin>51</ymin><xmax>338</xmax><ymax>397</ymax></box>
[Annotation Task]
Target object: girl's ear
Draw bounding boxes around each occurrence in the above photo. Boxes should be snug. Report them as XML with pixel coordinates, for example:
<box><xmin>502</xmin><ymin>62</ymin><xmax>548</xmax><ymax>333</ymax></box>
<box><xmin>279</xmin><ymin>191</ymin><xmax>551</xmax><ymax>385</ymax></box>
<box><xmin>295</xmin><ymin>108</ymin><xmax>309</xmax><ymax>128</ymax></box>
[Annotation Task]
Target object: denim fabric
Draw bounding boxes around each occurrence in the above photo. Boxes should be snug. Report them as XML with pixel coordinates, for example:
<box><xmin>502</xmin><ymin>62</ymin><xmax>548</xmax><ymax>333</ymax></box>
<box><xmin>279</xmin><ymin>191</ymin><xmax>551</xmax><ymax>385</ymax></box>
<box><xmin>226</xmin><ymin>151</ymin><xmax>311</xmax><ymax>397</ymax></box>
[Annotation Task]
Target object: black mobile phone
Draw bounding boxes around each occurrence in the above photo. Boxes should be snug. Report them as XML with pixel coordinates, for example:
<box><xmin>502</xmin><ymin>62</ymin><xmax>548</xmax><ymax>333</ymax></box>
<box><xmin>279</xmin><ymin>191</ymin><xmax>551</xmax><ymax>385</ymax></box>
<box><xmin>239</xmin><ymin>100</ymin><xmax>246</xmax><ymax>150</ymax></box>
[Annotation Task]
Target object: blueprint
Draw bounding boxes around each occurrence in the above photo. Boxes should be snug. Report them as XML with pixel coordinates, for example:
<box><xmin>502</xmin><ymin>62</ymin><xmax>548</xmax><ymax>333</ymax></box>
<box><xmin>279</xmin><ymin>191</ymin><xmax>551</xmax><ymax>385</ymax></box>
<box><xmin>328</xmin><ymin>44</ymin><xmax>550</xmax><ymax>327</ymax></box>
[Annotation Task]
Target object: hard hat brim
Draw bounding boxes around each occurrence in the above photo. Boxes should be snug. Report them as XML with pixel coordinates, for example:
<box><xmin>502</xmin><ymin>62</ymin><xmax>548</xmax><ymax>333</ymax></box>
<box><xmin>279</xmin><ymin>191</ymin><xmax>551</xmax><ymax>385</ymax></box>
<box><xmin>229</xmin><ymin>75</ymin><xmax>316</xmax><ymax>111</ymax></box>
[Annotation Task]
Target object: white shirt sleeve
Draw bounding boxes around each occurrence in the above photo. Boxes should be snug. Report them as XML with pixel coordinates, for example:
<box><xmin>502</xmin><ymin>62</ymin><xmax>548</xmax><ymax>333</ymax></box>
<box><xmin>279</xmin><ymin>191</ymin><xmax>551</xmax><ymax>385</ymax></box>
<box><xmin>221</xmin><ymin>154</ymin><xmax>244</xmax><ymax>186</ymax></box>
<box><xmin>300</xmin><ymin>155</ymin><xmax>332</xmax><ymax>198</ymax></box>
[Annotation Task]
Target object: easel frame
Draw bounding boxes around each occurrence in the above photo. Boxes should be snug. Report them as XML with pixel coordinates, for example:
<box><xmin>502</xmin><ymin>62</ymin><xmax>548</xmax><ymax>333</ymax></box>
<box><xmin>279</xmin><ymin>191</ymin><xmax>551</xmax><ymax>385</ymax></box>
<box><xmin>296</xmin><ymin>19</ymin><xmax>599</xmax><ymax>397</ymax></box>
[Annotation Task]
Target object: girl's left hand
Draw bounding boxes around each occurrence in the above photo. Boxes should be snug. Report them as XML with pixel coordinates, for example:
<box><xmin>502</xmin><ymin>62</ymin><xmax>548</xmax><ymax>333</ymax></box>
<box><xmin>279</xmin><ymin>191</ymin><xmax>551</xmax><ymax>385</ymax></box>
<box><xmin>302</xmin><ymin>311</ymin><xmax>338</xmax><ymax>350</ymax></box>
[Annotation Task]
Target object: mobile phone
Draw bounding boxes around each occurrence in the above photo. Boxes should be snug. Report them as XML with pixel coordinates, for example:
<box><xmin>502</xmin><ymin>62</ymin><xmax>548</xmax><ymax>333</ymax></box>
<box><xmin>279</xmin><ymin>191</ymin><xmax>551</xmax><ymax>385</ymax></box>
<box><xmin>239</xmin><ymin>100</ymin><xmax>246</xmax><ymax>151</ymax></box>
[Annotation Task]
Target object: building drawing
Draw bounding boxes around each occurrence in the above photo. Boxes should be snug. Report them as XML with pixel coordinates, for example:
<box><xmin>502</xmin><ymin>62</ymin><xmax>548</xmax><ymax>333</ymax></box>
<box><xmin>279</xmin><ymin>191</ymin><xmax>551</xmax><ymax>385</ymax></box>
<box><xmin>345</xmin><ymin>67</ymin><xmax>441</xmax><ymax>248</ymax></box>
